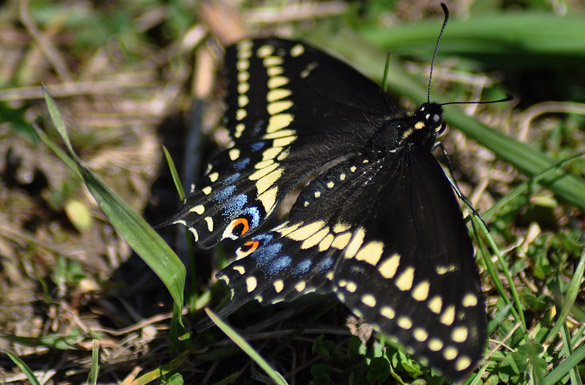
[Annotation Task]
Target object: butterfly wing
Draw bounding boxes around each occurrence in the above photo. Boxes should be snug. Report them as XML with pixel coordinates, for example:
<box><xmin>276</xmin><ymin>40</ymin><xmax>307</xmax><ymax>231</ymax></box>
<box><xmin>168</xmin><ymin>38</ymin><xmax>400</xmax><ymax>249</ymax></box>
<box><xmin>217</xmin><ymin>145</ymin><xmax>484</xmax><ymax>381</ymax></box>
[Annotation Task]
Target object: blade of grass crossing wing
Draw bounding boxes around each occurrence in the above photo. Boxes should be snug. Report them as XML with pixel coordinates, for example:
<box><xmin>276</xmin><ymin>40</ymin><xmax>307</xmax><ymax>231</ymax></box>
<box><xmin>205</xmin><ymin>308</ymin><xmax>289</xmax><ymax>385</ymax></box>
<box><xmin>41</xmin><ymin>86</ymin><xmax>186</xmax><ymax>323</ymax></box>
<box><xmin>163</xmin><ymin>145</ymin><xmax>186</xmax><ymax>201</ymax></box>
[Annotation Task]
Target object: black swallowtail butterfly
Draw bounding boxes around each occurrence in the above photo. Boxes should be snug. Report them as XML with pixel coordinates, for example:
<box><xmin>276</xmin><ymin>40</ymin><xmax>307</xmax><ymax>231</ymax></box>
<box><xmin>167</xmin><ymin>9</ymin><xmax>488</xmax><ymax>381</ymax></box>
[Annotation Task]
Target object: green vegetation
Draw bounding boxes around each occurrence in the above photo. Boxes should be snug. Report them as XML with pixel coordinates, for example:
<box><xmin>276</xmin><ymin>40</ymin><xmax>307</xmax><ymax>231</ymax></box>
<box><xmin>1</xmin><ymin>1</ymin><xmax>583</xmax><ymax>384</ymax></box>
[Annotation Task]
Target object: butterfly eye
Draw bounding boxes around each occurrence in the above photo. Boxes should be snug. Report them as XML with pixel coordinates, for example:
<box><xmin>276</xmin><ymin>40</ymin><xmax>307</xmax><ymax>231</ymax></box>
<box><xmin>223</xmin><ymin>217</ymin><xmax>251</xmax><ymax>240</ymax></box>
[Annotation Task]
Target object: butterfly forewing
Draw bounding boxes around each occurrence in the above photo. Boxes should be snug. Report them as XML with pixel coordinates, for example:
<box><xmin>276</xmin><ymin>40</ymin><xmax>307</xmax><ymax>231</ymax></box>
<box><xmin>168</xmin><ymin>38</ymin><xmax>400</xmax><ymax>249</ymax></box>
<box><xmin>170</xmin><ymin>37</ymin><xmax>486</xmax><ymax>381</ymax></box>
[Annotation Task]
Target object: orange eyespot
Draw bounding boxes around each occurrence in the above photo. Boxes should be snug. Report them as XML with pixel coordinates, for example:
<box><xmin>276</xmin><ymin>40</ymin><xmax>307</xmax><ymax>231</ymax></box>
<box><xmin>242</xmin><ymin>240</ymin><xmax>260</xmax><ymax>253</ymax></box>
<box><xmin>231</xmin><ymin>217</ymin><xmax>250</xmax><ymax>236</ymax></box>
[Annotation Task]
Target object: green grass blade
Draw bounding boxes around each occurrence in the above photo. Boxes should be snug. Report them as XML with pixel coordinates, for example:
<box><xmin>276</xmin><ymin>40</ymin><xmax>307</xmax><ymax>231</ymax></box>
<box><xmin>41</xmin><ymin>86</ymin><xmax>186</xmax><ymax>314</ymax></box>
<box><xmin>6</xmin><ymin>352</ymin><xmax>41</xmax><ymax>385</ymax></box>
<box><xmin>360</xmin><ymin>12</ymin><xmax>585</xmax><ymax>66</ymax></box>
<box><xmin>205</xmin><ymin>308</ymin><xmax>289</xmax><ymax>385</ymax></box>
<box><xmin>543</xmin><ymin>342</ymin><xmax>585</xmax><ymax>385</ymax></box>
<box><xmin>86</xmin><ymin>340</ymin><xmax>100</xmax><ymax>385</ymax></box>
<box><xmin>163</xmin><ymin>144</ymin><xmax>186</xmax><ymax>201</ymax></box>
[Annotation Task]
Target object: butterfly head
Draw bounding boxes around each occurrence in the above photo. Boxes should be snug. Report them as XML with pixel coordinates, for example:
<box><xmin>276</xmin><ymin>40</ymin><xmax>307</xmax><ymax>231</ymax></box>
<box><xmin>406</xmin><ymin>102</ymin><xmax>445</xmax><ymax>148</ymax></box>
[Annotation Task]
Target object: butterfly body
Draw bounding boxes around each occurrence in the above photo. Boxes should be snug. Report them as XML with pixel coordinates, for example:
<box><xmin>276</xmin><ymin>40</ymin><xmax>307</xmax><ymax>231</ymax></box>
<box><xmin>169</xmin><ymin>37</ymin><xmax>485</xmax><ymax>381</ymax></box>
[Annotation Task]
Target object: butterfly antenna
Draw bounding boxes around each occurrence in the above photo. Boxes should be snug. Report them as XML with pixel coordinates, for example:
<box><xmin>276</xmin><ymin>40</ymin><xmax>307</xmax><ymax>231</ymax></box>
<box><xmin>428</xmin><ymin>3</ymin><xmax>450</xmax><ymax>104</ymax></box>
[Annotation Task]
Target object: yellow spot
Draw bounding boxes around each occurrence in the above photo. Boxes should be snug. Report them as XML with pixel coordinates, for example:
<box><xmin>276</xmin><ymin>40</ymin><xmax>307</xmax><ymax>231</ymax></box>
<box><xmin>256</xmin><ymin>169</ymin><xmax>283</xmax><ymax>194</ymax></box>
<box><xmin>267</xmin><ymin>100</ymin><xmax>293</xmax><ymax>115</ymax></box>
<box><xmin>455</xmin><ymin>356</ymin><xmax>472</xmax><ymax>371</ymax></box>
<box><xmin>256</xmin><ymin>44</ymin><xmax>274</xmax><ymax>58</ymax></box>
<box><xmin>249</xmin><ymin>162</ymin><xmax>279</xmax><ymax>180</ymax></box>
<box><xmin>267</xmin><ymin>88</ymin><xmax>292</xmax><ymax>102</ymax></box>
<box><xmin>361</xmin><ymin>294</ymin><xmax>376</xmax><ymax>307</ymax></box>
<box><xmin>301</xmin><ymin>227</ymin><xmax>330</xmax><ymax>249</ymax></box>
<box><xmin>451</xmin><ymin>326</ymin><xmax>468</xmax><ymax>343</ymax></box>
<box><xmin>236</xmin><ymin>59</ymin><xmax>249</xmax><ymax>71</ymax></box>
<box><xmin>276</xmin><ymin>148</ymin><xmax>290</xmax><ymax>161</ymax></box>
<box><xmin>401</xmin><ymin>128</ymin><xmax>413</xmax><ymax>139</ymax></box>
<box><xmin>295</xmin><ymin>281</ymin><xmax>306</xmax><ymax>292</ymax></box>
<box><xmin>204</xmin><ymin>217</ymin><xmax>213</xmax><ymax>232</ymax></box>
<box><xmin>318</xmin><ymin>233</ymin><xmax>335</xmax><ymax>251</ymax></box>
<box><xmin>338</xmin><ymin>280</ymin><xmax>347</xmax><ymax>287</ymax></box>
<box><xmin>414</xmin><ymin>121</ymin><xmax>425</xmax><ymax>130</ymax></box>
<box><xmin>463</xmin><ymin>293</ymin><xmax>478</xmax><ymax>307</ymax></box>
<box><xmin>440</xmin><ymin>306</ymin><xmax>456</xmax><ymax>326</ymax></box>
<box><xmin>208</xmin><ymin>172</ymin><xmax>219</xmax><ymax>182</ymax></box>
<box><xmin>266</xmin><ymin>113</ymin><xmax>294</xmax><ymax>133</ymax></box>
<box><xmin>262</xmin><ymin>147</ymin><xmax>282</xmax><ymax>161</ymax></box>
<box><xmin>290</xmin><ymin>43</ymin><xmax>305</xmax><ymax>57</ymax></box>
<box><xmin>202</xmin><ymin>186</ymin><xmax>212</xmax><ymax>195</ymax></box>
<box><xmin>355</xmin><ymin>241</ymin><xmax>384</xmax><ymax>266</ymax></box>
<box><xmin>229</xmin><ymin>148</ymin><xmax>240</xmax><ymax>160</ymax></box>
<box><xmin>346</xmin><ymin>281</ymin><xmax>357</xmax><ymax>293</ymax></box>
<box><xmin>258</xmin><ymin>186</ymin><xmax>278</xmax><ymax>212</ymax></box>
<box><xmin>340</xmin><ymin>173</ymin><xmax>346</xmax><ymax>180</ymax></box>
<box><xmin>378</xmin><ymin>254</ymin><xmax>400</xmax><ymax>279</ymax></box>
<box><xmin>272</xmin><ymin>136</ymin><xmax>296</xmax><ymax>147</ymax></box>
<box><xmin>412</xmin><ymin>281</ymin><xmax>430</xmax><ymax>301</ymax></box>
<box><xmin>238</xmin><ymin>94</ymin><xmax>249</xmax><ymax>107</ymax></box>
<box><xmin>236</xmin><ymin>109</ymin><xmax>247</xmax><ymax>120</ymax></box>
<box><xmin>188</xmin><ymin>227</ymin><xmax>199</xmax><ymax>242</ymax></box>
<box><xmin>238</xmin><ymin>82</ymin><xmax>250</xmax><ymax>94</ymax></box>
<box><xmin>395</xmin><ymin>267</ymin><xmax>414</xmax><ymax>291</ymax></box>
<box><xmin>235</xmin><ymin>123</ymin><xmax>245</xmax><ymax>137</ymax></box>
<box><xmin>237</xmin><ymin>39</ymin><xmax>253</xmax><ymax>51</ymax></box>
<box><xmin>263</xmin><ymin>56</ymin><xmax>283</xmax><ymax>66</ymax></box>
<box><xmin>326</xmin><ymin>181</ymin><xmax>334</xmax><ymax>188</ymax></box>
<box><xmin>428</xmin><ymin>338</ymin><xmax>443</xmax><ymax>352</ymax></box>
<box><xmin>443</xmin><ymin>346</ymin><xmax>458</xmax><ymax>361</ymax></box>
<box><xmin>331</xmin><ymin>232</ymin><xmax>352</xmax><ymax>250</ymax></box>
<box><xmin>436</xmin><ymin>264</ymin><xmax>458</xmax><ymax>275</ymax></box>
<box><xmin>413</xmin><ymin>328</ymin><xmax>428</xmax><ymax>342</ymax></box>
<box><xmin>267</xmin><ymin>66</ymin><xmax>284</xmax><ymax>76</ymax></box>
<box><xmin>428</xmin><ymin>296</ymin><xmax>443</xmax><ymax>314</ymax></box>
<box><xmin>268</xmin><ymin>76</ymin><xmax>289</xmax><ymax>89</ymax></box>
<box><xmin>238</xmin><ymin>70</ymin><xmax>249</xmax><ymax>82</ymax></box>
<box><xmin>287</xmin><ymin>221</ymin><xmax>326</xmax><ymax>241</ymax></box>
<box><xmin>325</xmin><ymin>271</ymin><xmax>333</xmax><ymax>280</ymax></box>
<box><xmin>344</xmin><ymin>228</ymin><xmax>365</xmax><ymax>259</ymax></box>
<box><xmin>398</xmin><ymin>316</ymin><xmax>412</xmax><ymax>330</ymax></box>
<box><xmin>263</xmin><ymin>128</ymin><xmax>295</xmax><ymax>139</ymax></box>
<box><xmin>246</xmin><ymin>277</ymin><xmax>257</xmax><ymax>292</ymax></box>
<box><xmin>190</xmin><ymin>204</ymin><xmax>205</xmax><ymax>215</ymax></box>
<box><xmin>314</xmin><ymin>191</ymin><xmax>321</xmax><ymax>198</ymax></box>
<box><xmin>380</xmin><ymin>306</ymin><xmax>395</xmax><ymax>319</ymax></box>
<box><xmin>253</xmin><ymin>159</ymin><xmax>275</xmax><ymax>171</ymax></box>
<box><xmin>232</xmin><ymin>265</ymin><xmax>245</xmax><ymax>274</ymax></box>
<box><xmin>333</xmin><ymin>223</ymin><xmax>351</xmax><ymax>233</ymax></box>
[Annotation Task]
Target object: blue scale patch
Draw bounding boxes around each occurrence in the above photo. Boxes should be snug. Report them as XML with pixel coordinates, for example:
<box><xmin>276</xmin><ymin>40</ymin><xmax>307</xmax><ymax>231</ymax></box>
<box><xmin>317</xmin><ymin>256</ymin><xmax>334</xmax><ymax>272</ymax></box>
<box><xmin>233</xmin><ymin>158</ymin><xmax>250</xmax><ymax>171</ymax></box>
<box><xmin>292</xmin><ymin>259</ymin><xmax>312</xmax><ymax>275</ymax></box>
<box><xmin>241</xmin><ymin>206</ymin><xmax>261</xmax><ymax>230</ymax></box>
<box><xmin>251</xmin><ymin>142</ymin><xmax>265</xmax><ymax>152</ymax></box>
<box><xmin>222</xmin><ymin>193</ymin><xmax>247</xmax><ymax>218</ymax></box>
<box><xmin>222</xmin><ymin>172</ymin><xmax>241</xmax><ymax>185</ymax></box>
<box><xmin>214</xmin><ymin>185</ymin><xmax>236</xmax><ymax>202</ymax></box>
<box><xmin>266</xmin><ymin>255</ymin><xmax>292</xmax><ymax>276</ymax></box>
<box><xmin>252</xmin><ymin>243</ymin><xmax>282</xmax><ymax>266</ymax></box>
